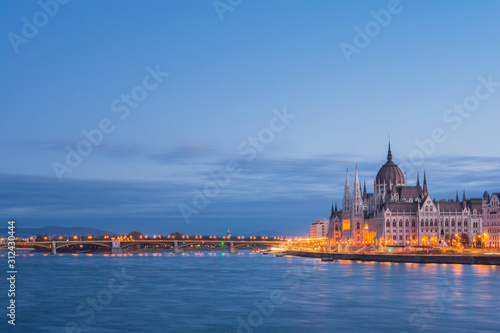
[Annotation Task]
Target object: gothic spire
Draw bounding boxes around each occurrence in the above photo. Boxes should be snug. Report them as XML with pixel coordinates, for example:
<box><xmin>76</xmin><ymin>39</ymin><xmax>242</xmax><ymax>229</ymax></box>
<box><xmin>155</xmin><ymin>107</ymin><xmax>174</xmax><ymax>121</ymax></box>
<box><xmin>342</xmin><ymin>169</ymin><xmax>351</xmax><ymax>212</ymax></box>
<box><xmin>363</xmin><ymin>180</ymin><xmax>368</xmax><ymax>200</ymax></box>
<box><xmin>423</xmin><ymin>171</ymin><xmax>428</xmax><ymax>195</ymax></box>
<box><xmin>416</xmin><ymin>172</ymin><xmax>420</xmax><ymax>187</ymax></box>
<box><xmin>456</xmin><ymin>191</ymin><xmax>459</xmax><ymax>202</ymax></box>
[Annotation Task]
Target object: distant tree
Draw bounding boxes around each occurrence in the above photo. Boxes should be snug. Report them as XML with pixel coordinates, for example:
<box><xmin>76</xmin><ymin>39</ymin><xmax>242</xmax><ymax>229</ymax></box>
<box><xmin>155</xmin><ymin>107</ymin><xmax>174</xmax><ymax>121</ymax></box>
<box><xmin>171</xmin><ymin>232</ymin><xmax>184</xmax><ymax>239</ymax></box>
<box><xmin>128</xmin><ymin>231</ymin><xmax>143</xmax><ymax>239</ymax></box>
<box><xmin>36</xmin><ymin>234</ymin><xmax>48</xmax><ymax>241</ymax></box>
<box><xmin>460</xmin><ymin>233</ymin><xmax>469</xmax><ymax>245</ymax></box>
<box><xmin>473</xmin><ymin>233</ymin><xmax>484</xmax><ymax>247</ymax></box>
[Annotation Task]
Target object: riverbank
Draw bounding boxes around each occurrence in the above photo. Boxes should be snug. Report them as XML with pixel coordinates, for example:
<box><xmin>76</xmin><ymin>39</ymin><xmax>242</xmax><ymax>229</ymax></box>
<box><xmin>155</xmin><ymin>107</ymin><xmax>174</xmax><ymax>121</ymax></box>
<box><xmin>284</xmin><ymin>251</ymin><xmax>500</xmax><ymax>265</ymax></box>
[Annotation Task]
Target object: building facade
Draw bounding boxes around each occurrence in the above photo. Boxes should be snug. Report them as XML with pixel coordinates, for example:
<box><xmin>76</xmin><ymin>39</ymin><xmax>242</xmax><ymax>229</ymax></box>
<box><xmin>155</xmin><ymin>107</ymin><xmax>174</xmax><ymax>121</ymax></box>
<box><xmin>310</xmin><ymin>219</ymin><xmax>329</xmax><ymax>238</ymax></box>
<box><xmin>483</xmin><ymin>192</ymin><xmax>500</xmax><ymax>248</ymax></box>
<box><xmin>329</xmin><ymin>143</ymin><xmax>483</xmax><ymax>247</ymax></box>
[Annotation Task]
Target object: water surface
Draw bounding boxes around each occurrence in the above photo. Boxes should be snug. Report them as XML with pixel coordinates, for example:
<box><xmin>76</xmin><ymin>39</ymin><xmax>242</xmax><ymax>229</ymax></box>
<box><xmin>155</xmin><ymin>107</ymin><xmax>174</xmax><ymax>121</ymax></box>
<box><xmin>2</xmin><ymin>252</ymin><xmax>499</xmax><ymax>333</ymax></box>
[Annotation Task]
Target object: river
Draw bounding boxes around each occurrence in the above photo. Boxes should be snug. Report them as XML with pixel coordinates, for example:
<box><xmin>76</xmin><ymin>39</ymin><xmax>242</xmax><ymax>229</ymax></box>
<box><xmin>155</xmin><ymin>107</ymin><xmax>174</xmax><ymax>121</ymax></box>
<box><xmin>2</xmin><ymin>252</ymin><xmax>499</xmax><ymax>333</ymax></box>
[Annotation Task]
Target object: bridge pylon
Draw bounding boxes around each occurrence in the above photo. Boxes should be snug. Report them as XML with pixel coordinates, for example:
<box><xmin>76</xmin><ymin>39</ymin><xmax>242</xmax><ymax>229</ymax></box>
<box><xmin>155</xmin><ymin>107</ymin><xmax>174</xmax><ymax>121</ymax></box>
<box><xmin>51</xmin><ymin>241</ymin><xmax>57</xmax><ymax>255</ymax></box>
<box><xmin>173</xmin><ymin>240</ymin><xmax>183</xmax><ymax>254</ymax></box>
<box><xmin>111</xmin><ymin>240</ymin><xmax>123</xmax><ymax>254</ymax></box>
<box><xmin>229</xmin><ymin>240</ymin><xmax>238</xmax><ymax>253</ymax></box>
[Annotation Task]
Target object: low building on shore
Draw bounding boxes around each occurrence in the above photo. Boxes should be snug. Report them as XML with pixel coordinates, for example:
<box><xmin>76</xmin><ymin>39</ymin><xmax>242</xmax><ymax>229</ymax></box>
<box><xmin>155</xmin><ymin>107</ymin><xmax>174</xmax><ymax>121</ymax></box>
<box><xmin>310</xmin><ymin>220</ymin><xmax>329</xmax><ymax>238</ymax></box>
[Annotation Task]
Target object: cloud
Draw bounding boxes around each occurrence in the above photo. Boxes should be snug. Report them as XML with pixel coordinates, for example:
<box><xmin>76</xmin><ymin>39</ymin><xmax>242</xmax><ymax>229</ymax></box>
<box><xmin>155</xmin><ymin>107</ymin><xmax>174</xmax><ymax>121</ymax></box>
<box><xmin>0</xmin><ymin>153</ymin><xmax>498</xmax><ymax>234</ymax></box>
<box><xmin>147</xmin><ymin>143</ymin><xmax>217</xmax><ymax>163</ymax></box>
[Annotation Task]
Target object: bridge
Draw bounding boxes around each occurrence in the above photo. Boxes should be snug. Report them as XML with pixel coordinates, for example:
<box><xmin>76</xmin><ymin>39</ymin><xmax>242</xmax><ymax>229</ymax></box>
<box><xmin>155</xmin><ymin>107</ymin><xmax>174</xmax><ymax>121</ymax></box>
<box><xmin>0</xmin><ymin>239</ymin><xmax>284</xmax><ymax>254</ymax></box>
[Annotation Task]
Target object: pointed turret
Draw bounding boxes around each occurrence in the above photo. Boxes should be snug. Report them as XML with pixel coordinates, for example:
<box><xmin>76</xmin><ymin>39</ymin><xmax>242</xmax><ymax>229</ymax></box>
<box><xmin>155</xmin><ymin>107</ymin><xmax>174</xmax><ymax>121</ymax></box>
<box><xmin>335</xmin><ymin>202</ymin><xmax>338</xmax><ymax>212</ymax></box>
<box><xmin>352</xmin><ymin>166</ymin><xmax>363</xmax><ymax>213</ymax></box>
<box><xmin>363</xmin><ymin>180</ymin><xmax>368</xmax><ymax>200</ymax></box>
<box><xmin>456</xmin><ymin>192</ymin><xmax>459</xmax><ymax>202</ymax></box>
<box><xmin>342</xmin><ymin>169</ymin><xmax>351</xmax><ymax>213</ymax></box>
<box><xmin>330</xmin><ymin>203</ymin><xmax>334</xmax><ymax>218</ymax></box>
<box><xmin>416</xmin><ymin>172</ymin><xmax>420</xmax><ymax>187</ymax></box>
<box><xmin>423</xmin><ymin>171</ymin><xmax>428</xmax><ymax>195</ymax></box>
<box><xmin>462</xmin><ymin>190</ymin><xmax>467</xmax><ymax>209</ymax></box>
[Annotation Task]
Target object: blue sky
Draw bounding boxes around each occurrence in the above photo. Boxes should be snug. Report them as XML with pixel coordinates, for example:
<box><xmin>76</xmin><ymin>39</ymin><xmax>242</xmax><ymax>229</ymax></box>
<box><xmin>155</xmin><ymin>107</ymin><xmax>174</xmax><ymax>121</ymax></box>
<box><xmin>1</xmin><ymin>0</ymin><xmax>499</xmax><ymax>235</ymax></box>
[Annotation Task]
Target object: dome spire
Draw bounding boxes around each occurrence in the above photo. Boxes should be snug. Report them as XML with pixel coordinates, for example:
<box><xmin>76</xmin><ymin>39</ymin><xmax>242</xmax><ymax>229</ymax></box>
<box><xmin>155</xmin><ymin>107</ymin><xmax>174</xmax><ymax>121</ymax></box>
<box><xmin>387</xmin><ymin>137</ymin><xmax>392</xmax><ymax>162</ymax></box>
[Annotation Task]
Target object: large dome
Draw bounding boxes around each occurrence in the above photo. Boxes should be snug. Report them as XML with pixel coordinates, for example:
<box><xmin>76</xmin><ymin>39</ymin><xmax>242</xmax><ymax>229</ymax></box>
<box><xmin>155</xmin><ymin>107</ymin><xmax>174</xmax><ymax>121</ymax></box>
<box><xmin>375</xmin><ymin>143</ymin><xmax>405</xmax><ymax>185</ymax></box>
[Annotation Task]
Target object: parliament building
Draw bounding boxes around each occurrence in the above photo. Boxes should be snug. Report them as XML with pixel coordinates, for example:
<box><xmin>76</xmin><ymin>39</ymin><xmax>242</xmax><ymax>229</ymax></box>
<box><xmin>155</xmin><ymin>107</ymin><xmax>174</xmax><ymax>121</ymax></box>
<box><xmin>328</xmin><ymin>143</ymin><xmax>484</xmax><ymax>247</ymax></box>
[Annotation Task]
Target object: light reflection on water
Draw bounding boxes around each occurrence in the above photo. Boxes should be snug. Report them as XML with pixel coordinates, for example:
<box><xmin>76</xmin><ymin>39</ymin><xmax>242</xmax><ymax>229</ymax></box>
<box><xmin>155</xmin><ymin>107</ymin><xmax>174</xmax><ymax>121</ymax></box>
<box><xmin>3</xmin><ymin>252</ymin><xmax>499</xmax><ymax>333</ymax></box>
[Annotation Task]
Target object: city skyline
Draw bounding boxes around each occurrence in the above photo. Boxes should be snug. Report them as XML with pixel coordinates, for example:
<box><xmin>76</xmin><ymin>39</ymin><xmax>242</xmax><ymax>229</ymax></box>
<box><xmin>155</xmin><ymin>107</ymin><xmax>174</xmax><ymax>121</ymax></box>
<box><xmin>1</xmin><ymin>0</ymin><xmax>499</xmax><ymax>235</ymax></box>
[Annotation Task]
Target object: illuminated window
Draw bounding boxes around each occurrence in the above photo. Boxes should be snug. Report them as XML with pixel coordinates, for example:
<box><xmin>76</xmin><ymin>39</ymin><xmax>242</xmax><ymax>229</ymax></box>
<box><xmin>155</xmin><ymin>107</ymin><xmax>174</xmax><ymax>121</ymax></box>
<box><xmin>342</xmin><ymin>219</ymin><xmax>351</xmax><ymax>231</ymax></box>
